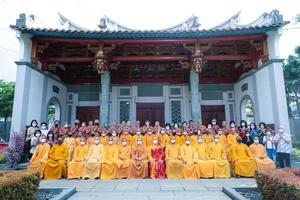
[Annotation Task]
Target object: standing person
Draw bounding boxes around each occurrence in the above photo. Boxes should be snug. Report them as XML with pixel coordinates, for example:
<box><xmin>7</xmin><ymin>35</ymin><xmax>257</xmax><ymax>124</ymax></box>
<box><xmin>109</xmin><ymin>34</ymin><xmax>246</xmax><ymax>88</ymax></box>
<box><xmin>30</xmin><ymin>130</ymin><xmax>41</xmax><ymax>159</ymax></box>
<box><xmin>242</xmin><ymin>131</ymin><xmax>253</xmax><ymax>146</ymax></box>
<box><xmin>238</xmin><ymin>120</ymin><xmax>248</xmax><ymax>139</ymax></box>
<box><xmin>25</xmin><ymin>120</ymin><xmax>39</xmax><ymax>160</ymax></box>
<box><xmin>257</xmin><ymin>122</ymin><xmax>267</xmax><ymax>144</ymax></box>
<box><xmin>249</xmin><ymin>122</ymin><xmax>260</xmax><ymax>139</ymax></box>
<box><xmin>47</xmin><ymin>131</ymin><xmax>55</xmax><ymax>147</ymax></box>
<box><xmin>211</xmin><ymin>118</ymin><xmax>220</xmax><ymax>133</ymax></box>
<box><xmin>64</xmin><ymin>132</ymin><xmax>75</xmax><ymax>162</ymax></box>
<box><xmin>50</xmin><ymin>120</ymin><xmax>60</xmax><ymax>137</ymax></box>
<box><xmin>263</xmin><ymin>129</ymin><xmax>277</xmax><ymax>162</ymax></box>
<box><xmin>274</xmin><ymin>125</ymin><xmax>292</xmax><ymax>168</ymax></box>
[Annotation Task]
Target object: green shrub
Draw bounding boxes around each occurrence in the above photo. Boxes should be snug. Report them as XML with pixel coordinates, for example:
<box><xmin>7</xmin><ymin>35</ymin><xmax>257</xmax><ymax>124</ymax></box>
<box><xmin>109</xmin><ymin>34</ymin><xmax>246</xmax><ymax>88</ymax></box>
<box><xmin>0</xmin><ymin>170</ymin><xmax>40</xmax><ymax>200</ymax></box>
<box><xmin>293</xmin><ymin>147</ymin><xmax>300</xmax><ymax>161</ymax></box>
<box><xmin>0</xmin><ymin>153</ymin><xmax>6</xmax><ymax>164</ymax></box>
<box><xmin>255</xmin><ymin>168</ymin><xmax>300</xmax><ymax>200</ymax></box>
<box><xmin>293</xmin><ymin>142</ymin><xmax>300</xmax><ymax>149</ymax></box>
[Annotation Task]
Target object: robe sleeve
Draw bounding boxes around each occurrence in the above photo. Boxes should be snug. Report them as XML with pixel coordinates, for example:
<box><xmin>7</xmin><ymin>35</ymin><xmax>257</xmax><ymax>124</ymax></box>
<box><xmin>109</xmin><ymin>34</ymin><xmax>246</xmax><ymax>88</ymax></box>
<box><xmin>41</xmin><ymin>144</ymin><xmax>50</xmax><ymax>162</ymax></box>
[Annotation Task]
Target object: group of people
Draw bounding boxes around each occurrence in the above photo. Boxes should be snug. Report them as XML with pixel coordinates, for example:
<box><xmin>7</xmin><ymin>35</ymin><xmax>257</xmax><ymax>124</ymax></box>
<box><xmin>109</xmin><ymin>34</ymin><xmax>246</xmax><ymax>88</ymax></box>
<box><xmin>26</xmin><ymin>118</ymin><xmax>292</xmax><ymax>180</ymax></box>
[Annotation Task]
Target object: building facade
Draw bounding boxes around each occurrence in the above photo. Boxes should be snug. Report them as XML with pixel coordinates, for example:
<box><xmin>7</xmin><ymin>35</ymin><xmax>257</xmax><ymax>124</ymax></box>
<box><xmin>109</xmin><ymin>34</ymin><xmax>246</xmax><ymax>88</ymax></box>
<box><xmin>10</xmin><ymin>10</ymin><xmax>290</xmax><ymax>133</ymax></box>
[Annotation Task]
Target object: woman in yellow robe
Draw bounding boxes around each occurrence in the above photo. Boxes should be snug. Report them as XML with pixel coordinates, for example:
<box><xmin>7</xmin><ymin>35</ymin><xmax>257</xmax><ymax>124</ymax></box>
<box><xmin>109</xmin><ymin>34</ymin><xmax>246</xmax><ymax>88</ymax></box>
<box><xmin>131</xmin><ymin>129</ymin><xmax>145</xmax><ymax>147</ymax></box>
<box><xmin>209</xmin><ymin>135</ymin><xmax>230</xmax><ymax>178</ymax></box>
<box><xmin>63</xmin><ymin>132</ymin><xmax>75</xmax><ymax>162</ymax></box>
<box><xmin>27</xmin><ymin>136</ymin><xmax>50</xmax><ymax>178</ymax></box>
<box><xmin>165</xmin><ymin>136</ymin><xmax>183</xmax><ymax>179</ymax></box>
<box><xmin>144</xmin><ymin>129</ymin><xmax>154</xmax><ymax>147</ymax></box>
<box><xmin>116</xmin><ymin>138</ymin><xmax>132</xmax><ymax>179</ymax></box>
<box><xmin>100</xmin><ymin>138</ymin><xmax>119</xmax><ymax>180</ymax></box>
<box><xmin>120</xmin><ymin>129</ymin><xmax>132</xmax><ymax>146</ymax></box>
<box><xmin>43</xmin><ymin>138</ymin><xmax>68</xmax><ymax>179</ymax></box>
<box><xmin>158</xmin><ymin>128</ymin><xmax>170</xmax><ymax>148</ymax></box>
<box><xmin>231</xmin><ymin>136</ymin><xmax>256</xmax><ymax>177</ymax></box>
<box><xmin>194</xmin><ymin>136</ymin><xmax>214</xmax><ymax>178</ymax></box>
<box><xmin>128</xmin><ymin>138</ymin><xmax>148</xmax><ymax>179</ymax></box>
<box><xmin>250</xmin><ymin>137</ymin><xmax>276</xmax><ymax>170</ymax></box>
<box><xmin>181</xmin><ymin>138</ymin><xmax>198</xmax><ymax>179</ymax></box>
<box><xmin>83</xmin><ymin>137</ymin><xmax>104</xmax><ymax>179</ymax></box>
<box><xmin>68</xmin><ymin>137</ymin><xmax>89</xmax><ymax>179</ymax></box>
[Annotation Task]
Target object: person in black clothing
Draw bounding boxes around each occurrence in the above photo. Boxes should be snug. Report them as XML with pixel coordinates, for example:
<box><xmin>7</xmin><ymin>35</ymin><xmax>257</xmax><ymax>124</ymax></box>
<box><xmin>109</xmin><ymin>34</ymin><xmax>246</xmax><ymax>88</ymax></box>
<box><xmin>242</xmin><ymin>130</ymin><xmax>253</xmax><ymax>146</ymax></box>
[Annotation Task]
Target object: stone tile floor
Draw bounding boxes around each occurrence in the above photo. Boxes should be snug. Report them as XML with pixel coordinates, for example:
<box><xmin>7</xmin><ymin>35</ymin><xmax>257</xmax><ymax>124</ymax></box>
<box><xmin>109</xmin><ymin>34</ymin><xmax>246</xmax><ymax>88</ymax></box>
<box><xmin>40</xmin><ymin>178</ymin><xmax>257</xmax><ymax>200</ymax></box>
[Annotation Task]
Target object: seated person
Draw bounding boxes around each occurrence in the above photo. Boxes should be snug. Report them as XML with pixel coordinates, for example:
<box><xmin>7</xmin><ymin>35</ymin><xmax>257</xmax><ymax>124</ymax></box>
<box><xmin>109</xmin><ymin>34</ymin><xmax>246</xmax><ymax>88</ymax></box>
<box><xmin>181</xmin><ymin>138</ymin><xmax>198</xmax><ymax>179</ymax></box>
<box><xmin>165</xmin><ymin>136</ymin><xmax>183</xmax><ymax>179</ymax></box>
<box><xmin>128</xmin><ymin>138</ymin><xmax>148</xmax><ymax>179</ymax></box>
<box><xmin>100</xmin><ymin>137</ymin><xmax>119</xmax><ymax>180</ymax></box>
<box><xmin>116</xmin><ymin>138</ymin><xmax>132</xmax><ymax>179</ymax></box>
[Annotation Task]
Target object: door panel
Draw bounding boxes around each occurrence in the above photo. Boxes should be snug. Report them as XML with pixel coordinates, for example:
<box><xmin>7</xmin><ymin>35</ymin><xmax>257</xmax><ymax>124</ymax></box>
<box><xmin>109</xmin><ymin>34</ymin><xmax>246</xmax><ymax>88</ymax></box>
<box><xmin>201</xmin><ymin>105</ymin><xmax>225</xmax><ymax>126</ymax></box>
<box><xmin>76</xmin><ymin>106</ymin><xmax>100</xmax><ymax>123</ymax></box>
<box><xmin>136</xmin><ymin>103</ymin><xmax>165</xmax><ymax>126</ymax></box>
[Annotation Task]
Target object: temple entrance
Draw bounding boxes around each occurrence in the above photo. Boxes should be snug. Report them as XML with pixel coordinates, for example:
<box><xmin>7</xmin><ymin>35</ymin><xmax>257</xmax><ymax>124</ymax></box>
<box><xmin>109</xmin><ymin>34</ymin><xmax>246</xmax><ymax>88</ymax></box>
<box><xmin>76</xmin><ymin>106</ymin><xmax>100</xmax><ymax>123</ymax></box>
<box><xmin>136</xmin><ymin>103</ymin><xmax>165</xmax><ymax>126</ymax></box>
<box><xmin>201</xmin><ymin>105</ymin><xmax>225</xmax><ymax>126</ymax></box>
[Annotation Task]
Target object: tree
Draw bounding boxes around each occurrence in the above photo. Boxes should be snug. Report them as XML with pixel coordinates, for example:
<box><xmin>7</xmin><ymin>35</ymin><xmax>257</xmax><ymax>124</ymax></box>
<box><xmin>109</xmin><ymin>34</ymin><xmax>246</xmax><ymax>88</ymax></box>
<box><xmin>284</xmin><ymin>47</ymin><xmax>300</xmax><ymax>117</ymax></box>
<box><xmin>0</xmin><ymin>80</ymin><xmax>15</xmax><ymax>137</ymax></box>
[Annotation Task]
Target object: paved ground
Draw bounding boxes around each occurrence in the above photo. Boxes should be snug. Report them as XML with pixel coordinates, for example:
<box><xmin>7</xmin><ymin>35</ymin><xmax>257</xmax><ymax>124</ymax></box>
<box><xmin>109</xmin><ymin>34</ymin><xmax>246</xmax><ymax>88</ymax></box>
<box><xmin>40</xmin><ymin>178</ymin><xmax>257</xmax><ymax>200</ymax></box>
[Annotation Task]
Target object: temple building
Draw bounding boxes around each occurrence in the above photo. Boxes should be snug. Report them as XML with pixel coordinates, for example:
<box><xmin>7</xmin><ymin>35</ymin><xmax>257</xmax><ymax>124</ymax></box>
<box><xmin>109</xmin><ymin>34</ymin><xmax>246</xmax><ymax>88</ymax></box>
<box><xmin>10</xmin><ymin>10</ymin><xmax>290</xmax><ymax>133</ymax></box>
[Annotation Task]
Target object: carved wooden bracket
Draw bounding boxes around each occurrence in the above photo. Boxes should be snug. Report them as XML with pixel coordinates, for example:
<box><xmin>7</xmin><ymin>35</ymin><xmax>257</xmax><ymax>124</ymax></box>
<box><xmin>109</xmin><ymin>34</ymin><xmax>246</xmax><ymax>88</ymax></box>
<box><xmin>95</xmin><ymin>50</ymin><xmax>107</xmax><ymax>74</ymax></box>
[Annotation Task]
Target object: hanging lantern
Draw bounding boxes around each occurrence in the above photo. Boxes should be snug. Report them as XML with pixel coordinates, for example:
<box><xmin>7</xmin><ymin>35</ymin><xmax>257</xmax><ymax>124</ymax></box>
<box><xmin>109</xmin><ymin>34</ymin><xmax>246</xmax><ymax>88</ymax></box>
<box><xmin>191</xmin><ymin>53</ymin><xmax>205</xmax><ymax>73</ymax></box>
<box><xmin>95</xmin><ymin>51</ymin><xmax>107</xmax><ymax>74</ymax></box>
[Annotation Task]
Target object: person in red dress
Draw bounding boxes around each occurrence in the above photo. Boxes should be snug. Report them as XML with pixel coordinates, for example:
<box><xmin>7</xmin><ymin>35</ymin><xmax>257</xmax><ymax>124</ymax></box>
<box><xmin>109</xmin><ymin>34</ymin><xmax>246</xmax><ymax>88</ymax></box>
<box><xmin>148</xmin><ymin>136</ymin><xmax>165</xmax><ymax>179</ymax></box>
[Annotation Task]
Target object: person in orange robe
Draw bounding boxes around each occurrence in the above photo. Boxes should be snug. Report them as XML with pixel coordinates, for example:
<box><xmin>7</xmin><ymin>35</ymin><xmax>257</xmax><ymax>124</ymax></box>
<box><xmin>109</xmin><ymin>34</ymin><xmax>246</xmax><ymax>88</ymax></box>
<box><xmin>144</xmin><ymin>128</ymin><xmax>154</xmax><ymax>147</ymax></box>
<box><xmin>111</xmin><ymin>129</ymin><xmax>120</xmax><ymax>145</ymax></box>
<box><xmin>100</xmin><ymin>129</ymin><xmax>109</xmax><ymax>146</ymax></box>
<box><xmin>43</xmin><ymin>137</ymin><xmax>68</xmax><ymax>179</ymax></box>
<box><xmin>68</xmin><ymin>137</ymin><xmax>89</xmax><ymax>179</ymax></box>
<box><xmin>128</xmin><ymin>138</ymin><xmax>148</xmax><ymax>179</ymax></box>
<box><xmin>100</xmin><ymin>137</ymin><xmax>119</xmax><ymax>180</ymax></box>
<box><xmin>27</xmin><ymin>136</ymin><xmax>50</xmax><ymax>178</ymax></box>
<box><xmin>131</xmin><ymin>128</ymin><xmax>145</xmax><ymax>147</ymax></box>
<box><xmin>158</xmin><ymin>128</ymin><xmax>170</xmax><ymax>148</ymax></box>
<box><xmin>231</xmin><ymin>136</ymin><xmax>257</xmax><ymax>177</ymax></box>
<box><xmin>181</xmin><ymin>137</ymin><xmax>198</xmax><ymax>179</ymax></box>
<box><xmin>120</xmin><ymin>128</ymin><xmax>132</xmax><ymax>146</ymax></box>
<box><xmin>148</xmin><ymin>136</ymin><xmax>165</xmax><ymax>179</ymax></box>
<box><xmin>203</xmin><ymin>128</ymin><xmax>214</xmax><ymax>145</ymax></box>
<box><xmin>227</xmin><ymin>121</ymin><xmax>239</xmax><ymax>161</ymax></box>
<box><xmin>86</xmin><ymin>131</ymin><xmax>96</xmax><ymax>146</ymax></box>
<box><xmin>63</xmin><ymin>132</ymin><xmax>75</xmax><ymax>162</ymax></box>
<box><xmin>165</xmin><ymin>136</ymin><xmax>183</xmax><ymax>179</ymax></box>
<box><xmin>250</xmin><ymin>137</ymin><xmax>276</xmax><ymax>170</ymax></box>
<box><xmin>116</xmin><ymin>138</ymin><xmax>132</xmax><ymax>179</ymax></box>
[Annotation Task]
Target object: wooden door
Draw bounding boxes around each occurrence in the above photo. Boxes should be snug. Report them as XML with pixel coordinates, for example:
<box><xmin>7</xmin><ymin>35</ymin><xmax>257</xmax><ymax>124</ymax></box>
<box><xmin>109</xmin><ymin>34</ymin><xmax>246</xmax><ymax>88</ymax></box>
<box><xmin>76</xmin><ymin>106</ymin><xmax>100</xmax><ymax>123</ymax></box>
<box><xmin>201</xmin><ymin>105</ymin><xmax>225</xmax><ymax>126</ymax></box>
<box><xmin>136</xmin><ymin>103</ymin><xmax>165</xmax><ymax>126</ymax></box>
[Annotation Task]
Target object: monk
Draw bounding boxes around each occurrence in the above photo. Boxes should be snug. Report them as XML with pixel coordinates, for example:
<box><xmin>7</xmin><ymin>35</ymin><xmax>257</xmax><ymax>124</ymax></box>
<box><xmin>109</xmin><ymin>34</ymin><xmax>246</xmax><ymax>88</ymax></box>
<box><xmin>27</xmin><ymin>136</ymin><xmax>50</xmax><ymax>178</ymax></box>
<box><xmin>100</xmin><ymin>129</ymin><xmax>109</xmax><ymax>146</ymax></box>
<box><xmin>63</xmin><ymin>132</ymin><xmax>75</xmax><ymax>162</ymax></box>
<box><xmin>144</xmin><ymin>128</ymin><xmax>154</xmax><ymax>147</ymax></box>
<box><xmin>227</xmin><ymin>125</ymin><xmax>239</xmax><ymax>161</ymax></box>
<box><xmin>83</xmin><ymin>137</ymin><xmax>104</xmax><ymax>179</ymax></box>
<box><xmin>203</xmin><ymin>129</ymin><xmax>214</xmax><ymax>145</ymax></box>
<box><xmin>68</xmin><ymin>137</ymin><xmax>89</xmax><ymax>179</ymax></box>
<box><xmin>250</xmin><ymin>137</ymin><xmax>276</xmax><ymax>170</ymax></box>
<box><xmin>111</xmin><ymin>129</ymin><xmax>120</xmax><ymax>145</ymax></box>
<box><xmin>181</xmin><ymin>138</ymin><xmax>198</xmax><ymax>179</ymax></box>
<box><xmin>74</xmin><ymin>131</ymin><xmax>83</xmax><ymax>147</ymax></box>
<box><xmin>131</xmin><ymin>128</ymin><xmax>145</xmax><ymax>147</ymax></box>
<box><xmin>128</xmin><ymin>138</ymin><xmax>148</xmax><ymax>179</ymax></box>
<box><xmin>165</xmin><ymin>136</ymin><xmax>183</xmax><ymax>179</ymax></box>
<box><xmin>194</xmin><ymin>135</ymin><xmax>214</xmax><ymax>178</ymax></box>
<box><xmin>116</xmin><ymin>138</ymin><xmax>132</xmax><ymax>179</ymax></box>
<box><xmin>43</xmin><ymin>137</ymin><xmax>68</xmax><ymax>179</ymax></box>
<box><xmin>86</xmin><ymin>131</ymin><xmax>96</xmax><ymax>146</ymax></box>
<box><xmin>158</xmin><ymin>128</ymin><xmax>170</xmax><ymax>148</ymax></box>
<box><xmin>231</xmin><ymin>136</ymin><xmax>257</xmax><ymax>177</ymax></box>
<box><xmin>209</xmin><ymin>135</ymin><xmax>230</xmax><ymax>178</ymax></box>
<box><xmin>120</xmin><ymin>128</ymin><xmax>132</xmax><ymax>146</ymax></box>
<box><xmin>100</xmin><ymin>137</ymin><xmax>119</xmax><ymax>180</ymax></box>
<box><xmin>148</xmin><ymin>136</ymin><xmax>165</xmax><ymax>179</ymax></box>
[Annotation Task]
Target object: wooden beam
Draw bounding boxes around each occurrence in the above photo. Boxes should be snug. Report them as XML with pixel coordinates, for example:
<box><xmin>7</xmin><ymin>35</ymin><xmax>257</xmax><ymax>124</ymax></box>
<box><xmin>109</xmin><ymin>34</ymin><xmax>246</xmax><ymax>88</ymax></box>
<box><xmin>46</xmin><ymin>57</ymin><xmax>94</xmax><ymax>62</ymax></box>
<box><xmin>35</xmin><ymin>34</ymin><xmax>266</xmax><ymax>44</ymax></box>
<box><xmin>110</xmin><ymin>55</ymin><xmax>190</xmax><ymax>62</ymax></box>
<box><xmin>204</xmin><ymin>55</ymin><xmax>252</xmax><ymax>60</ymax></box>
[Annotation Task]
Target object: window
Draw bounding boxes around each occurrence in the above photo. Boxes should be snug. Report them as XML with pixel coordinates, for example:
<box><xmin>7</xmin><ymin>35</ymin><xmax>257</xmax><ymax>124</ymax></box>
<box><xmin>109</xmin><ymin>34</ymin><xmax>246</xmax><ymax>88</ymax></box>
<box><xmin>119</xmin><ymin>87</ymin><xmax>131</xmax><ymax>97</ymax></box>
<box><xmin>241</xmin><ymin>96</ymin><xmax>254</xmax><ymax>123</ymax></box>
<box><xmin>171</xmin><ymin>100</ymin><xmax>182</xmax><ymax>123</ymax></box>
<box><xmin>119</xmin><ymin>101</ymin><xmax>130</xmax><ymax>122</ymax></box>
<box><xmin>170</xmin><ymin>87</ymin><xmax>182</xmax><ymax>97</ymax></box>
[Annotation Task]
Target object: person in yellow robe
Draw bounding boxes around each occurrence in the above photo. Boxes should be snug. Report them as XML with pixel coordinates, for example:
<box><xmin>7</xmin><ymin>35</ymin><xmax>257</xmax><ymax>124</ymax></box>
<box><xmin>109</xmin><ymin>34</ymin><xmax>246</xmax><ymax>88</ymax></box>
<box><xmin>68</xmin><ymin>137</ymin><xmax>89</xmax><ymax>179</ymax></box>
<box><xmin>202</xmin><ymin>130</ymin><xmax>214</xmax><ymax>145</ymax></box>
<box><xmin>181</xmin><ymin>137</ymin><xmax>198</xmax><ymax>179</ymax></box>
<box><xmin>100</xmin><ymin>137</ymin><xmax>119</xmax><ymax>180</ymax></box>
<box><xmin>194</xmin><ymin>135</ymin><xmax>214</xmax><ymax>178</ymax></box>
<box><xmin>27</xmin><ymin>136</ymin><xmax>50</xmax><ymax>178</ymax></box>
<box><xmin>144</xmin><ymin>128</ymin><xmax>154</xmax><ymax>147</ymax></box>
<box><xmin>231</xmin><ymin>136</ymin><xmax>257</xmax><ymax>177</ymax></box>
<box><xmin>158</xmin><ymin>128</ymin><xmax>170</xmax><ymax>148</ymax></box>
<box><xmin>217</xmin><ymin>129</ymin><xmax>227</xmax><ymax>146</ymax></box>
<box><xmin>250</xmin><ymin>137</ymin><xmax>276</xmax><ymax>171</ymax></box>
<box><xmin>209</xmin><ymin>135</ymin><xmax>230</xmax><ymax>178</ymax></box>
<box><xmin>120</xmin><ymin>128</ymin><xmax>132</xmax><ymax>146</ymax></box>
<box><xmin>100</xmin><ymin>130</ymin><xmax>109</xmax><ymax>146</ymax></box>
<box><xmin>63</xmin><ymin>132</ymin><xmax>75</xmax><ymax>162</ymax></box>
<box><xmin>165</xmin><ymin>136</ymin><xmax>183</xmax><ymax>179</ymax></box>
<box><xmin>111</xmin><ymin>129</ymin><xmax>120</xmax><ymax>145</ymax></box>
<box><xmin>83</xmin><ymin>137</ymin><xmax>104</xmax><ymax>179</ymax></box>
<box><xmin>190</xmin><ymin>130</ymin><xmax>199</xmax><ymax>147</ymax></box>
<box><xmin>175</xmin><ymin>131</ymin><xmax>184</xmax><ymax>146</ymax></box>
<box><xmin>86</xmin><ymin>132</ymin><xmax>96</xmax><ymax>147</ymax></box>
<box><xmin>116</xmin><ymin>138</ymin><xmax>131</xmax><ymax>179</ymax></box>
<box><xmin>131</xmin><ymin>128</ymin><xmax>145</xmax><ymax>147</ymax></box>
<box><xmin>227</xmin><ymin>126</ymin><xmax>239</xmax><ymax>161</ymax></box>
<box><xmin>74</xmin><ymin>132</ymin><xmax>83</xmax><ymax>147</ymax></box>
<box><xmin>43</xmin><ymin>137</ymin><xmax>68</xmax><ymax>179</ymax></box>
<box><xmin>128</xmin><ymin>138</ymin><xmax>148</xmax><ymax>179</ymax></box>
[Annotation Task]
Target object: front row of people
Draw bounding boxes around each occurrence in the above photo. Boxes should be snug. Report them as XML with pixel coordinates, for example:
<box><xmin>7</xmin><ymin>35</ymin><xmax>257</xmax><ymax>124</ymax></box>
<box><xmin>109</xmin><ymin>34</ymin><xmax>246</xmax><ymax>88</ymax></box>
<box><xmin>28</xmin><ymin>134</ymin><xmax>276</xmax><ymax>180</ymax></box>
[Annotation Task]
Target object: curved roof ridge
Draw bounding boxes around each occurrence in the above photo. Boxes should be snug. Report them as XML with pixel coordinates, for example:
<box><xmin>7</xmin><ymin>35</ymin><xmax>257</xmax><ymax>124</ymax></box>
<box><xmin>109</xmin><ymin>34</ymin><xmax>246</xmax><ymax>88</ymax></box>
<box><xmin>57</xmin><ymin>12</ymin><xmax>88</xmax><ymax>31</ymax></box>
<box><xmin>210</xmin><ymin>11</ymin><xmax>241</xmax><ymax>30</ymax></box>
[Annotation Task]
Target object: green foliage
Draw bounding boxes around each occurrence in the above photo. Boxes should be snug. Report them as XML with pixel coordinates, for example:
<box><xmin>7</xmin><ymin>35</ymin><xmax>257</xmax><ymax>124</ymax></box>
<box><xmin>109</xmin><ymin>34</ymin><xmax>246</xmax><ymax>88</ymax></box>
<box><xmin>0</xmin><ymin>170</ymin><xmax>40</xmax><ymax>200</ymax></box>
<box><xmin>255</xmin><ymin>168</ymin><xmax>300</xmax><ymax>200</ymax></box>
<box><xmin>0</xmin><ymin>80</ymin><xmax>15</xmax><ymax>119</ymax></box>
<box><xmin>284</xmin><ymin>47</ymin><xmax>300</xmax><ymax>117</ymax></box>
<box><xmin>293</xmin><ymin>147</ymin><xmax>300</xmax><ymax>161</ymax></box>
<box><xmin>0</xmin><ymin>153</ymin><xmax>7</xmax><ymax>164</ymax></box>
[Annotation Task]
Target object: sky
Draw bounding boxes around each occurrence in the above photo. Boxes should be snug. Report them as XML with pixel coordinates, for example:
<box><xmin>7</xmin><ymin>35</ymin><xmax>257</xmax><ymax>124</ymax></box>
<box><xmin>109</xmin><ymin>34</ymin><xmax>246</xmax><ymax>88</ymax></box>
<box><xmin>0</xmin><ymin>0</ymin><xmax>299</xmax><ymax>81</ymax></box>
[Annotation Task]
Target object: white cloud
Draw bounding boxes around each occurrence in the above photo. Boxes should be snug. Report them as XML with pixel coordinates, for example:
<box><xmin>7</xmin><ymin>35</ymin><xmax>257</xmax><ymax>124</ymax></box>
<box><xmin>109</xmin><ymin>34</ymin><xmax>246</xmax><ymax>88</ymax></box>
<box><xmin>0</xmin><ymin>0</ymin><xmax>299</xmax><ymax>81</ymax></box>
